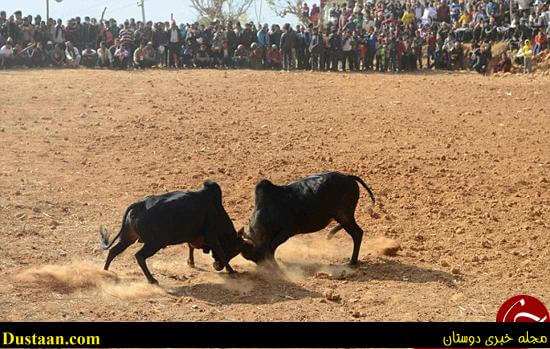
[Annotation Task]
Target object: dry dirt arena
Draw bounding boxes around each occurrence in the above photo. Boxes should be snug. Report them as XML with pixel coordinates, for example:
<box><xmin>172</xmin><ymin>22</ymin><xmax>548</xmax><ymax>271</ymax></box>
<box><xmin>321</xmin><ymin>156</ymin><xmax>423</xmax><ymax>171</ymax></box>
<box><xmin>1</xmin><ymin>69</ymin><xmax>549</xmax><ymax>322</ymax></box>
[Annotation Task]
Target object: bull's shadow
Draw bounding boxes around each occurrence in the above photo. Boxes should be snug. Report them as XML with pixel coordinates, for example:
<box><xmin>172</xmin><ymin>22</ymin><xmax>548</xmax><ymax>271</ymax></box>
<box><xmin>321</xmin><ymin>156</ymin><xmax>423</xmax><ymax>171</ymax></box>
<box><xmin>280</xmin><ymin>257</ymin><xmax>460</xmax><ymax>288</ymax></box>
<box><xmin>163</xmin><ymin>270</ymin><xmax>322</xmax><ymax>305</ymax></box>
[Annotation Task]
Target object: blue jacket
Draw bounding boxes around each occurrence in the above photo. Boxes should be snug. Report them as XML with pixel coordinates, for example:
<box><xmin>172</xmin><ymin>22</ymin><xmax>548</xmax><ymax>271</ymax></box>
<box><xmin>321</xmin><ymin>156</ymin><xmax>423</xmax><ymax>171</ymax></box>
<box><xmin>303</xmin><ymin>31</ymin><xmax>312</xmax><ymax>46</ymax></box>
<box><xmin>366</xmin><ymin>34</ymin><xmax>377</xmax><ymax>49</ymax></box>
<box><xmin>257</xmin><ymin>30</ymin><xmax>270</xmax><ymax>47</ymax></box>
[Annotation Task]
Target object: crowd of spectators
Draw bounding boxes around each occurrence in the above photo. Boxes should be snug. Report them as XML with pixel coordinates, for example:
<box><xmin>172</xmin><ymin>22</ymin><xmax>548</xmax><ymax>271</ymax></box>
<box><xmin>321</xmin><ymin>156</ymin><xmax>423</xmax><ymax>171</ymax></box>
<box><xmin>0</xmin><ymin>0</ymin><xmax>548</xmax><ymax>74</ymax></box>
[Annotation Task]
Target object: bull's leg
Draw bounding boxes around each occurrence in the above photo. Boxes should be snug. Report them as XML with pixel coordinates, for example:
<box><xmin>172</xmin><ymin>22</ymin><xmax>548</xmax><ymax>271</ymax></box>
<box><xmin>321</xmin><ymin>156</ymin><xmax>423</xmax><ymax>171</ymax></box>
<box><xmin>135</xmin><ymin>243</ymin><xmax>162</xmax><ymax>284</ymax></box>
<box><xmin>340</xmin><ymin>220</ymin><xmax>364</xmax><ymax>266</ymax></box>
<box><xmin>187</xmin><ymin>244</ymin><xmax>195</xmax><ymax>268</ymax></box>
<box><xmin>104</xmin><ymin>238</ymin><xmax>136</xmax><ymax>271</ymax></box>
<box><xmin>270</xmin><ymin>233</ymin><xmax>290</xmax><ymax>253</ymax></box>
<box><xmin>265</xmin><ymin>232</ymin><xmax>290</xmax><ymax>267</ymax></box>
<box><xmin>326</xmin><ymin>224</ymin><xmax>344</xmax><ymax>240</ymax></box>
<box><xmin>205</xmin><ymin>233</ymin><xmax>235</xmax><ymax>274</ymax></box>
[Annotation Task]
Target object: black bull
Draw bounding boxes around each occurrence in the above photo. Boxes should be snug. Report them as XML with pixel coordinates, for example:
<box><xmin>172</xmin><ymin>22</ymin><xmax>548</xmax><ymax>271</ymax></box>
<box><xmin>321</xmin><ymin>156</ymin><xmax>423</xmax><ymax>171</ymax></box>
<box><xmin>100</xmin><ymin>180</ymin><xmax>244</xmax><ymax>284</ymax></box>
<box><xmin>240</xmin><ymin>172</ymin><xmax>375</xmax><ymax>266</ymax></box>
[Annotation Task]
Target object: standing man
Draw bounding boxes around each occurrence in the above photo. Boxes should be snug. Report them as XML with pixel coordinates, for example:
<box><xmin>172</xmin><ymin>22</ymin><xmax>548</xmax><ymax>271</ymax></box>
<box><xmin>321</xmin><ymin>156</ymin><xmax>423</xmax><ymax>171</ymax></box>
<box><xmin>119</xmin><ymin>21</ymin><xmax>135</xmax><ymax>67</ymax></box>
<box><xmin>167</xmin><ymin>21</ymin><xmax>180</xmax><ymax>68</ymax></box>
<box><xmin>280</xmin><ymin>23</ymin><xmax>295</xmax><ymax>71</ymax></box>
<box><xmin>309</xmin><ymin>26</ymin><xmax>323</xmax><ymax>71</ymax></box>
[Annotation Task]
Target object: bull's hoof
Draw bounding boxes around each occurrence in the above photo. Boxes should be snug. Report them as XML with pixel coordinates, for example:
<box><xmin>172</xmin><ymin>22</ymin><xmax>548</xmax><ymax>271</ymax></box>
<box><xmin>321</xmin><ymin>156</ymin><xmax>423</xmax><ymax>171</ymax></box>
<box><xmin>148</xmin><ymin>278</ymin><xmax>159</xmax><ymax>285</ymax></box>
<box><xmin>187</xmin><ymin>260</ymin><xmax>195</xmax><ymax>268</ymax></box>
<box><xmin>213</xmin><ymin>261</ymin><xmax>224</xmax><ymax>271</ymax></box>
<box><xmin>348</xmin><ymin>261</ymin><xmax>360</xmax><ymax>268</ymax></box>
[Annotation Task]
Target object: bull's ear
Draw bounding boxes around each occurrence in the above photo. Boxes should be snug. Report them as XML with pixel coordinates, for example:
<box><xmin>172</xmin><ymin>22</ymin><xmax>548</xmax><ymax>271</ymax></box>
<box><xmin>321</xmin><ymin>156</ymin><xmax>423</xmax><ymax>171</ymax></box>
<box><xmin>237</xmin><ymin>227</ymin><xmax>244</xmax><ymax>237</ymax></box>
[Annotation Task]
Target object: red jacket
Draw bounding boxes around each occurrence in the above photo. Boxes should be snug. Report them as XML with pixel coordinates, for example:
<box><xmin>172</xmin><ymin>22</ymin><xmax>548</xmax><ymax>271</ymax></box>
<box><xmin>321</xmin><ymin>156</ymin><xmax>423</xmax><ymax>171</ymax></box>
<box><xmin>267</xmin><ymin>49</ymin><xmax>282</xmax><ymax>63</ymax></box>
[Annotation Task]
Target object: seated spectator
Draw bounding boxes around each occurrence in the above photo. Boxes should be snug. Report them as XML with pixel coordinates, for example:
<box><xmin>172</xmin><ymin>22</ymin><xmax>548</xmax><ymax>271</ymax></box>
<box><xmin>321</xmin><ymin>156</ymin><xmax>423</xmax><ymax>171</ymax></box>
<box><xmin>13</xmin><ymin>43</ymin><xmax>31</xmax><ymax>67</ymax></box>
<box><xmin>249</xmin><ymin>42</ymin><xmax>263</xmax><ymax>69</ymax></box>
<box><xmin>181</xmin><ymin>46</ymin><xmax>194</xmax><ymax>68</ymax></box>
<box><xmin>311</xmin><ymin>4</ymin><xmax>320</xmax><ymax>25</ymax></box>
<box><xmin>302</xmin><ymin>2</ymin><xmax>310</xmax><ymax>19</ymax></box>
<box><xmin>194</xmin><ymin>43</ymin><xmax>211</xmax><ymax>68</ymax></box>
<box><xmin>50</xmin><ymin>43</ymin><xmax>65</xmax><ymax>67</ymax></box>
<box><xmin>493</xmin><ymin>52</ymin><xmax>512</xmax><ymax>73</ymax></box>
<box><xmin>449</xmin><ymin>42</ymin><xmax>464</xmax><ymax>70</ymax></box>
<box><xmin>44</xmin><ymin>41</ymin><xmax>54</xmax><ymax>65</ymax></box>
<box><xmin>143</xmin><ymin>41</ymin><xmax>157</xmax><ymax>66</ymax></box>
<box><xmin>0</xmin><ymin>37</ymin><xmax>14</xmax><ymax>69</ymax></box>
<box><xmin>112</xmin><ymin>40</ymin><xmax>129</xmax><ymax>69</ymax></box>
<box><xmin>471</xmin><ymin>44</ymin><xmax>489</xmax><ymax>73</ymax></box>
<box><xmin>65</xmin><ymin>41</ymin><xmax>81</xmax><ymax>67</ymax></box>
<box><xmin>233</xmin><ymin>44</ymin><xmax>248</xmax><ymax>68</ymax></box>
<box><xmin>30</xmin><ymin>42</ymin><xmax>48</xmax><ymax>67</ymax></box>
<box><xmin>81</xmin><ymin>44</ymin><xmax>98</xmax><ymax>68</ymax></box>
<box><xmin>266</xmin><ymin>44</ymin><xmax>282</xmax><ymax>69</ymax></box>
<box><xmin>97</xmin><ymin>41</ymin><xmax>113</xmax><ymax>68</ymax></box>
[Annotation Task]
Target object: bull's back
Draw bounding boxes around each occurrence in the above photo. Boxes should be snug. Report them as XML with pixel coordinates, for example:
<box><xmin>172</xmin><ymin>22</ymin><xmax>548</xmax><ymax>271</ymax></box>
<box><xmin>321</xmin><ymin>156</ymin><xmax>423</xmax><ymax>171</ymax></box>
<box><xmin>290</xmin><ymin>172</ymin><xmax>359</xmax><ymax>215</ymax></box>
<box><xmin>130</xmin><ymin>191</ymin><xmax>208</xmax><ymax>245</ymax></box>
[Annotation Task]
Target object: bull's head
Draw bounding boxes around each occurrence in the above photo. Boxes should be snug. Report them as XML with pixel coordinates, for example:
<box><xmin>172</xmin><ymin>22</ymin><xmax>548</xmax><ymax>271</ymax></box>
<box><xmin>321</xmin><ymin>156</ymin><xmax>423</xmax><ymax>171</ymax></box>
<box><xmin>238</xmin><ymin>228</ymin><xmax>265</xmax><ymax>264</ymax></box>
<box><xmin>212</xmin><ymin>227</ymin><xmax>247</xmax><ymax>271</ymax></box>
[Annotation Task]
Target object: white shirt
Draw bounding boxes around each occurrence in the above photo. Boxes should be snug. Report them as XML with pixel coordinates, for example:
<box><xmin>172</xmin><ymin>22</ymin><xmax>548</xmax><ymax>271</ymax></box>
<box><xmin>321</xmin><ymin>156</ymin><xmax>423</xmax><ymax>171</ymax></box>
<box><xmin>415</xmin><ymin>6</ymin><xmax>424</xmax><ymax>19</ymax></box>
<box><xmin>65</xmin><ymin>46</ymin><xmax>80</xmax><ymax>60</ymax></box>
<box><xmin>97</xmin><ymin>48</ymin><xmax>112</xmax><ymax>62</ymax></box>
<box><xmin>170</xmin><ymin>29</ymin><xmax>179</xmax><ymax>43</ymax></box>
<box><xmin>0</xmin><ymin>45</ymin><xmax>13</xmax><ymax>57</ymax></box>
<box><xmin>422</xmin><ymin>6</ymin><xmax>436</xmax><ymax>25</ymax></box>
<box><xmin>82</xmin><ymin>49</ymin><xmax>97</xmax><ymax>56</ymax></box>
<box><xmin>517</xmin><ymin>0</ymin><xmax>530</xmax><ymax>10</ymax></box>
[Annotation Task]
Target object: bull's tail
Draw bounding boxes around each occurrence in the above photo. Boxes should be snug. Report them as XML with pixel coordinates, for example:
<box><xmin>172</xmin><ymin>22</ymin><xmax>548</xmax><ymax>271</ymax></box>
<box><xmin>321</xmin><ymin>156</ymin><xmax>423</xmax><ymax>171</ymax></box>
<box><xmin>99</xmin><ymin>203</ymin><xmax>135</xmax><ymax>250</ymax></box>
<box><xmin>350</xmin><ymin>175</ymin><xmax>375</xmax><ymax>207</ymax></box>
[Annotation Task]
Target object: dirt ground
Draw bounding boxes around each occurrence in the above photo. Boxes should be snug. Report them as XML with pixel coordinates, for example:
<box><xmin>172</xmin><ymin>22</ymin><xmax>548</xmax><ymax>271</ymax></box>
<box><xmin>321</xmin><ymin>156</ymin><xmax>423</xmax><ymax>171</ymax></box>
<box><xmin>1</xmin><ymin>69</ymin><xmax>549</xmax><ymax>322</ymax></box>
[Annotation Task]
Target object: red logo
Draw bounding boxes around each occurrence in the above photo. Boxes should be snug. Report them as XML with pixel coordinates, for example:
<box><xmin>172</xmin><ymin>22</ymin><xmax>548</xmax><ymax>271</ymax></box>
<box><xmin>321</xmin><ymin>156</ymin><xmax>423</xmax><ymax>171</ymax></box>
<box><xmin>496</xmin><ymin>295</ymin><xmax>549</xmax><ymax>322</ymax></box>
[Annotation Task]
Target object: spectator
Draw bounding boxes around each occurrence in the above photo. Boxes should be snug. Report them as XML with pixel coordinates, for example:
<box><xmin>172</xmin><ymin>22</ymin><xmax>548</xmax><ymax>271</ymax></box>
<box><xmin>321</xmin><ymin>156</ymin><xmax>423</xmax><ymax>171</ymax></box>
<box><xmin>257</xmin><ymin>23</ymin><xmax>270</xmax><ymax>48</ymax></box>
<box><xmin>51</xmin><ymin>18</ymin><xmax>65</xmax><ymax>46</ymax></box>
<box><xmin>266</xmin><ymin>44</ymin><xmax>282</xmax><ymax>69</ymax></box>
<box><xmin>119</xmin><ymin>20</ymin><xmax>135</xmax><ymax>66</ymax></box>
<box><xmin>97</xmin><ymin>41</ymin><xmax>113</xmax><ymax>68</ymax></box>
<box><xmin>30</xmin><ymin>41</ymin><xmax>48</xmax><ymax>67</ymax></box>
<box><xmin>302</xmin><ymin>2</ymin><xmax>310</xmax><ymax>20</ymax></box>
<box><xmin>280</xmin><ymin>23</ymin><xmax>294</xmax><ymax>71</ymax></box>
<box><xmin>311</xmin><ymin>4</ymin><xmax>321</xmax><ymax>25</ymax></box>
<box><xmin>521</xmin><ymin>39</ymin><xmax>533</xmax><ymax>73</ymax></box>
<box><xmin>0</xmin><ymin>4</ymin><xmax>546</xmax><ymax>74</ymax></box>
<box><xmin>81</xmin><ymin>43</ymin><xmax>98</xmax><ymax>67</ymax></box>
<box><xmin>233</xmin><ymin>43</ymin><xmax>248</xmax><ymax>68</ymax></box>
<box><xmin>249</xmin><ymin>42</ymin><xmax>263</xmax><ymax>69</ymax></box>
<box><xmin>221</xmin><ymin>41</ymin><xmax>233</xmax><ymax>67</ymax></box>
<box><xmin>310</xmin><ymin>27</ymin><xmax>323</xmax><ymax>71</ymax></box>
<box><xmin>533</xmin><ymin>31</ymin><xmax>547</xmax><ymax>55</ymax></box>
<box><xmin>112</xmin><ymin>39</ymin><xmax>129</xmax><ymax>69</ymax></box>
<box><xmin>50</xmin><ymin>43</ymin><xmax>65</xmax><ymax>67</ymax></box>
<box><xmin>194</xmin><ymin>43</ymin><xmax>211</xmax><ymax>68</ymax></box>
<box><xmin>65</xmin><ymin>41</ymin><xmax>81</xmax><ymax>67</ymax></box>
<box><xmin>0</xmin><ymin>37</ymin><xmax>14</xmax><ymax>68</ymax></box>
<box><xmin>167</xmin><ymin>21</ymin><xmax>180</xmax><ymax>68</ymax></box>
<box><xmin>493</xmin><ymin>51</ymin><xmax>511</xmax><ymax>72</ymax></box>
